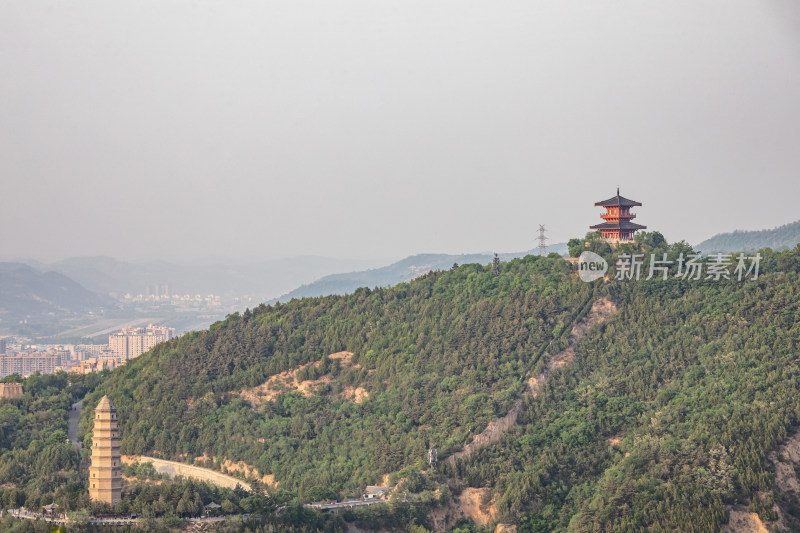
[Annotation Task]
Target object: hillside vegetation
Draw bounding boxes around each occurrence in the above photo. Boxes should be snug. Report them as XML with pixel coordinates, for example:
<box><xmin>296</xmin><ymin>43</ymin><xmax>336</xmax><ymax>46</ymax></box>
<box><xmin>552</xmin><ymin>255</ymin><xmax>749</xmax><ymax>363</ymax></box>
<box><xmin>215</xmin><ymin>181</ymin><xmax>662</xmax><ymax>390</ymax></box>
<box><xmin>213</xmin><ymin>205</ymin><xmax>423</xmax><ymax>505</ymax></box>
<box><xmin>0</xmin><ymin>372</ymin><xmax>273</xmax><ymax>531</ymax></box>
<box><xmin>88</xmin><ymin>241</ymin><xmax>800</xmax><ymax>532</ymax></box>
<box><xmin>96</xmin><ymin>256</ymin><xmax>590</xmax><ymax>496</ymax></box>
<box><xmin>276</xmin><ymin>247</ymin><xmax>566</xmax><ymax>301</ymax></box>
<box><xmin>696</xmin><ymin>219</ymin><xmax>800</xmax><ymax>253</ymax></box>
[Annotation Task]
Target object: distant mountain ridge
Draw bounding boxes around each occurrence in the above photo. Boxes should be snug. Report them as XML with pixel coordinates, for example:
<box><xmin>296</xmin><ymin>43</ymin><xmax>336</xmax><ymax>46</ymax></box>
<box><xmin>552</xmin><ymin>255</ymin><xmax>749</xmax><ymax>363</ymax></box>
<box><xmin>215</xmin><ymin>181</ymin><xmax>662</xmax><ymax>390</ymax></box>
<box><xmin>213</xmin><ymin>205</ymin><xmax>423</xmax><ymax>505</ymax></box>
<box><xmin>18</xmin><ymin>255</ymin><xmax>386</xmax><ymax>301</ymax></box>
<box><xmin>0</xmin><ymin>262</ymin><xmax>115</xmax><ymax>324</ymax></box>
<box><xmin>277</xmin><ymin>244</ymin><xmax>567</xmax><ymax>301</ymax></box>
<box><xmin>696</xmin><ymin>219</ymin><xmax>800</xmax><ymax>253</ymax></box>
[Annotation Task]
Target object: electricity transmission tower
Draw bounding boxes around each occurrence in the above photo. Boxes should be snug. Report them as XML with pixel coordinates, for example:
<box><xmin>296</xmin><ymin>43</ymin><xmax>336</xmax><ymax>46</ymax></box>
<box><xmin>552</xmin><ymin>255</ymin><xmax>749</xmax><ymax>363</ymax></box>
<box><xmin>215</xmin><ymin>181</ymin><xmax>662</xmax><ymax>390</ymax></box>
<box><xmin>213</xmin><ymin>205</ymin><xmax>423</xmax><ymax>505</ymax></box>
<box><xmin>538</xmin><ymin>225</ymin><xmax>548</xmax><ymax>256</ymax></box>
<box><xmin>428</xmin><ymin>448</ymin><xmax>438</xmax><ymax>468</ymax></box>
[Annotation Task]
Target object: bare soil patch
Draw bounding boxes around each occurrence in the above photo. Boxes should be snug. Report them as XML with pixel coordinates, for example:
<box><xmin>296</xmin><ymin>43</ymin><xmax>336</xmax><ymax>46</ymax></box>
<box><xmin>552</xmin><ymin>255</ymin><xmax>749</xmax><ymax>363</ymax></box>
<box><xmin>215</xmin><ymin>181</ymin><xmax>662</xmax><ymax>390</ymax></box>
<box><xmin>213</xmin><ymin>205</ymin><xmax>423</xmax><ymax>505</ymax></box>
<box><xmin>237</xmin><ymin>351</ymin><xmax>369</xmax><ymax>406</ymax></box>
<box><xmin>429</xmin><ymin>488</ymin><xmax>493</xmax><ymax>531</ymax></box>
<box><xmin>722</xmin><ymin>431</ymin><xmax>800</xmax><ymax>531</ymax></box>
<box><xmin>771</xmin><ymin>431</ymin><xmax>800</xmax><ymax>496</ymax></box>
<box><xmin>723</xmin><ymin>508</ymin><xmax>769</xmax><ymax>533</ymax></box>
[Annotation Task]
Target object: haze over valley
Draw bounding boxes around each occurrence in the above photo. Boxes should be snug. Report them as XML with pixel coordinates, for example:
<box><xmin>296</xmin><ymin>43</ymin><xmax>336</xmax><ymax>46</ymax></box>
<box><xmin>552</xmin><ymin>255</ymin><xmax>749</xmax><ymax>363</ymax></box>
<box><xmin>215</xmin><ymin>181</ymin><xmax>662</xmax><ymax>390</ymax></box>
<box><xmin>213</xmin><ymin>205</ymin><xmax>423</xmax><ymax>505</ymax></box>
<box><xmin>2</xmin><ymin>1</ymin><xmax>800</xmax><ymax>531</ymax></box>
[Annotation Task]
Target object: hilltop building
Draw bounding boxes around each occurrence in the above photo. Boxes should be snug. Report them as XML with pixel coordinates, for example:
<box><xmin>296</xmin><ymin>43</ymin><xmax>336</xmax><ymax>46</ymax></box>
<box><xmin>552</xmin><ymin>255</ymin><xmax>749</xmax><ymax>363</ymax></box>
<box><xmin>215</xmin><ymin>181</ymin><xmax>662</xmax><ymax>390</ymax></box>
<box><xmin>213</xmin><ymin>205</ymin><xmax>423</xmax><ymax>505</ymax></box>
<box><xmin>590</xmin><ymin>189</ymin><xmax>646</xmax><ymax>243</ymax></box>
<box><xmin>109</xmin><ymin>324</ymin><xmax>174</xmax><ymax>360</ymax></box>
<box><xmin>89</xmin><ymin>396</ymin><xmax>122</xmax><ymax>505</ymax></box>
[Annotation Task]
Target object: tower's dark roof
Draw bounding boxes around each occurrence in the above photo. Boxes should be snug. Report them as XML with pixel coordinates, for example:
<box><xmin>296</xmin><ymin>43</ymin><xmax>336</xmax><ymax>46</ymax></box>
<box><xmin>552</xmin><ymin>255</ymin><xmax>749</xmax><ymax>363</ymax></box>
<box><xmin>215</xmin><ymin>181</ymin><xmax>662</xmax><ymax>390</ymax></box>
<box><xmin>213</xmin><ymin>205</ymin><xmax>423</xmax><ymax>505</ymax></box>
<box><xmin>595</xmin><ymin>188</ymin><xmax>642</xmax><ymax>207</ymax></box>
<box><xmin>590</xmin><ymin>221</ymin><xmax>648</xmax><ymax>231</ymax></box>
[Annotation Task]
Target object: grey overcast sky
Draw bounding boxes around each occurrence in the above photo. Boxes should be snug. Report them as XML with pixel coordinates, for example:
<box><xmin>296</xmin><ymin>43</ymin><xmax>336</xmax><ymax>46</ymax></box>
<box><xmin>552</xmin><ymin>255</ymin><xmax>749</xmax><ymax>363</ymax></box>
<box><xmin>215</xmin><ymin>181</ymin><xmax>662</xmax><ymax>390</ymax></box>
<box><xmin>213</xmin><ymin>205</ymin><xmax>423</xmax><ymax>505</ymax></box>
<box><xmin>1</xmin><ymin>1</ymin><xmax>799</xmax><ymax>263</ymax></box>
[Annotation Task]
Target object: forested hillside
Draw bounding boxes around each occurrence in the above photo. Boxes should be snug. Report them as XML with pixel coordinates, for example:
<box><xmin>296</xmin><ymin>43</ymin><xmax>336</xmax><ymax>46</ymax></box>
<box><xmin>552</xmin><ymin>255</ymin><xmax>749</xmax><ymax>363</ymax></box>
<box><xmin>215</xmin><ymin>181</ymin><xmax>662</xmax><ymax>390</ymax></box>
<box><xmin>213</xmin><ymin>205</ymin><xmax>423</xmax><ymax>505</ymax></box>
<box><xmin>696</xmin><ymin>219</ymin><xmax>800</xmax><ymax>253</ymax></box>
<box><xmin>0</xmin><ymin>372</ymin><xmax>273</xmax><ymax>530</ymax></box>
<box><xmin>456</xmin><ymin>250</ymin><xmax>800</xmax><ymax>531</ymax></box>
<box><xmin>0</xmin><ymin>373</ymin><xmax>99</xmax><ymax>512</ymax></box>
<box><xmin>276</xmin><ymin>247</ymin><xmax>567</xmax><ymax>301</ymax></box>
<box><xmin>89</xmin><ymin>242</ymin><xmax>800</xmax><ymax>532</ymax></box>
<box><xmin>96</xmin><ymin>256</ymin><xmax>591</xmax><ymax>496</ymax></box>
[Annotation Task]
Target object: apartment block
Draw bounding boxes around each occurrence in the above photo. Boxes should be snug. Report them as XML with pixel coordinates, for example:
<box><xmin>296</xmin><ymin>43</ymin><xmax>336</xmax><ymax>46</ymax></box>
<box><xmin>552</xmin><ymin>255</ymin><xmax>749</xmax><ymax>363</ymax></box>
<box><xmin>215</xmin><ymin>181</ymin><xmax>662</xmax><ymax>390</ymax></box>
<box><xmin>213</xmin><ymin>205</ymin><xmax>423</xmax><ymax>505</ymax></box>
<box><xmin>0</xmin><ymin>351</ymin><xmax>62</xmax><ymax>378</ymax></box>
<box><xmin>108</xmin><ymin>324</ymin><xmax>175</xmax><ymax>360</ymax></box>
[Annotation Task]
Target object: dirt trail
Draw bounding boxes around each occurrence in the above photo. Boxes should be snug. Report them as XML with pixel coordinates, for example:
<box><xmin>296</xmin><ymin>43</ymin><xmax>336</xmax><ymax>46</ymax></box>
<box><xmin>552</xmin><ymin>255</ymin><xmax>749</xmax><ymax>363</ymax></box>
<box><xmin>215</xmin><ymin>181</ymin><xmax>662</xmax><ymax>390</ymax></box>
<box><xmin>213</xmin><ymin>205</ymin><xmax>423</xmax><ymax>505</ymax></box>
<box><xmin>445</xmin><ymin>297</ymin><xmax>617</xmax><ymax>464</ymax></box>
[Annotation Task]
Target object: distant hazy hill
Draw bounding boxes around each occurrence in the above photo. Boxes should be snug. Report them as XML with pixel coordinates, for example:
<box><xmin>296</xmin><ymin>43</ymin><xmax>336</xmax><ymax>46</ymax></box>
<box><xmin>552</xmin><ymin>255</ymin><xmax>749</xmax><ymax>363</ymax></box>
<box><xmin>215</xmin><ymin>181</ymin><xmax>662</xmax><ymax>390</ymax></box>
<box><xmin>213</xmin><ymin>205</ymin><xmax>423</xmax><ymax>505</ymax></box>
<box><xmin>277</xmin><ymin>244</ymin><xmax>567</xmax><ymax>301</ymax></box>
<box><xmin>0</xmin><ymin>262</ymin><xmax>115</xmax><ymax>323</ymax></box>
<box><xmin>23</xmin><ymin>255</ymin><xmax>385</xmax><ymax>301</ymax></box>
<box><xmin>696</xmin><ymin>219</ymin><xmax>800</xmax><ymax>253</ymax></box>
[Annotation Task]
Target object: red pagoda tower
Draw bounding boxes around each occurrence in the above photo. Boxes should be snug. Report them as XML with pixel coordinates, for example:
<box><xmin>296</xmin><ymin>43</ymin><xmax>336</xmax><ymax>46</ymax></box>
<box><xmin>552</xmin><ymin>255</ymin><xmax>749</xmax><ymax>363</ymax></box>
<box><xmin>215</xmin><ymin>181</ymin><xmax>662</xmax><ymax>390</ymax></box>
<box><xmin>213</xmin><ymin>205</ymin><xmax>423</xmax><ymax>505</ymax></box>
<box><xmin>590</xmin><ymin>188</ymin><xmax>646</xmax><ymax>242</ymax></box>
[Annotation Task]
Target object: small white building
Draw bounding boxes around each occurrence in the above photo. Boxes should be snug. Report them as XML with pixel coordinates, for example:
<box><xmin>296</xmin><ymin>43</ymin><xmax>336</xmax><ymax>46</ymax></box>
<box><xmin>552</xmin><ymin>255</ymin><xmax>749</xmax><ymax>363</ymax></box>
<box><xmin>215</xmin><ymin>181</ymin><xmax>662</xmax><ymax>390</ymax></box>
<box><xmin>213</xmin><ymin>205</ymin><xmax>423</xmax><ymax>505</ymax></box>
<box><xmin>364</xmin><ymin>486</ymin><xmax>388</xmax><ymax>500</ymax></box>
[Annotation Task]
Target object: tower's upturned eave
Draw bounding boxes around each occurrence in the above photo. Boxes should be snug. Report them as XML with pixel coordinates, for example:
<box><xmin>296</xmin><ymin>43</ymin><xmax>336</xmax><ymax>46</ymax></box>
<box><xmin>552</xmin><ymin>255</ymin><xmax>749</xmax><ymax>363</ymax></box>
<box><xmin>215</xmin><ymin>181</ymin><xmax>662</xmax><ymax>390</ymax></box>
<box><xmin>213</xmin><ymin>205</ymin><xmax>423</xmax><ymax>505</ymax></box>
<box><xmin>590</xmin><ymin>221</ymin><xmax>647</xmax><ymax>231</ymax></box>
<box><xmin>594</xmin><ymin>195</ymin><xmax>642</xmax><ymax>207</ymax></box>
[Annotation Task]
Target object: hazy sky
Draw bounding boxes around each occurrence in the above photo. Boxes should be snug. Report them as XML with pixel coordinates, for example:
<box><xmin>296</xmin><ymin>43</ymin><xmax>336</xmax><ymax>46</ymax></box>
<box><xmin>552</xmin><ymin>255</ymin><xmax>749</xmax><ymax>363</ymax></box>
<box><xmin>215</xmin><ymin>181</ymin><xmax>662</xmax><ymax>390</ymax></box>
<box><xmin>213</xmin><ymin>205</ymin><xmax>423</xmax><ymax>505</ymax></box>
<box><xmin>2</xmin><ymin>1</ymin><xmax>799</xmax><ymax>263</ymax></box>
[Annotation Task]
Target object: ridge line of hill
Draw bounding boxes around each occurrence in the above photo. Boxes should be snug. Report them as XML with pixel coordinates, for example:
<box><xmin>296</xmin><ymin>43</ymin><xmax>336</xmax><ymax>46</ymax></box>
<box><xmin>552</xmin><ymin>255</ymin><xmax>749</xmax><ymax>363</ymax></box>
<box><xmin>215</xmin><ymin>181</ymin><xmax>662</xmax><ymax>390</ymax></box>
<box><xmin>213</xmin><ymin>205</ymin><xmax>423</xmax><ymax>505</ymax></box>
<box><xmin>275</xmin><ymin>247</ymin><xmax>567</xmax><ymax>302</ymax></box>
<box><xmin>695</xmin><ymin>219</ymin><xmax>800</xmax><ymax>253</ymax></box>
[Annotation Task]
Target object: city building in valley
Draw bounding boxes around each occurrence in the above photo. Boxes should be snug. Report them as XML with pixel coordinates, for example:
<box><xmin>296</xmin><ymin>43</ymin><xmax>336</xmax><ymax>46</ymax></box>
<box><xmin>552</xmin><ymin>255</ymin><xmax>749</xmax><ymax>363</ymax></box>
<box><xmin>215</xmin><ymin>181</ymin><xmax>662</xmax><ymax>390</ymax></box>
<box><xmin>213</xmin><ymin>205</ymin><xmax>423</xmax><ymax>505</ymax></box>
<box><xmin>73</xmin><ymin>344</ymin><xmax>110</xmax><ymax>360</ymax></box>
<box><xmin>0</xmin><ymin>340</ymin><xmax>123</xmax><ymax>377</ymax></box>
<box><xmin>70</xmin><ymin>357</ymin><xmax>121</xmax><ymax>375</ymax></box>
<box><xmin>0</xmin><ymin>350</ymin><xmax>63</xmax><ymax>378</ymax></box>
<box><xmin>0</xmin><ymin>383</ymin><xmax>23</xmax><ymax>399</ymax></box>
<box><xmin>109</xmin><ymin>324</ymin><xmax>175</xmax><ymax>360</ymax></box>
<box><xmin>0</xmin><ymin>337</ymin><xmax>6</xmax><ymax>354</ymax></box>
<box><xmin>590</xmin><ymin>188</ymin><xmax>647</xmax><ymax>243</ymax></box>
<box><xmin>89</xmin><ymin>395</ymin><xmax>122</xmax><ymax>505</ymax></box>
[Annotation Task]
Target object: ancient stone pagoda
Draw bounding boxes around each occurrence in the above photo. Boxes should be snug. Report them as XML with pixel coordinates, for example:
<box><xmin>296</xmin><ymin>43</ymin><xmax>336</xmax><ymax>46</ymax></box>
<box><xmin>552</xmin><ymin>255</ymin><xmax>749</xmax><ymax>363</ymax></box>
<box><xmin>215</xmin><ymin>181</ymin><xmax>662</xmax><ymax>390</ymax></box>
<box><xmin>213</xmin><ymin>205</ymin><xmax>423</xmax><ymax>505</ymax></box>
<box><xmin>89</xmin><ymin>395</ymin><xmax>122</xmax><ymax>504</ymax></box>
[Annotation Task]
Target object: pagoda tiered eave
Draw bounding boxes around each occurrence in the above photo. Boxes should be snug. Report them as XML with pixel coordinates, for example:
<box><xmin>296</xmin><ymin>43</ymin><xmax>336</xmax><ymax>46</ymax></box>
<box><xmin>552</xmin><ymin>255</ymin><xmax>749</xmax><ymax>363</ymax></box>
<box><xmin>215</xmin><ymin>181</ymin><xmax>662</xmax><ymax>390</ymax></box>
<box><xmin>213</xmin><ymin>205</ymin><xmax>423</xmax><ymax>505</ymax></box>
<box><xmin>590</xmin><ymin>221</ymin><xmax>647</xmax><ymax>231</ymax></box>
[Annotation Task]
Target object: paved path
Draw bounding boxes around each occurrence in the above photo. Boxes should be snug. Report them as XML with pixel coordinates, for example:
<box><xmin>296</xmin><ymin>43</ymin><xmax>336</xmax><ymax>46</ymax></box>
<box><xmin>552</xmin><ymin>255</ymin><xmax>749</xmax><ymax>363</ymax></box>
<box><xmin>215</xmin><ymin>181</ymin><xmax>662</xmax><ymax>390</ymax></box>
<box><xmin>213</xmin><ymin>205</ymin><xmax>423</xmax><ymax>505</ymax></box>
<box><xmin>123</xmin><ymin>456</ymin><xmax>253</xmax><ymax>491</ymax></box>
<box><xmin>307</xmin><ymin>499</ymin><xmax>384</xmax><ymax>511</ymax></box>
<box><xmin>5</xmin><ymin>508</ymin><xmax>248</xmax><ymax>526</ymax></box>
<box><xmin>69</xmin><ymin>398</ymin><xmax>83</xmax><ymax>450</ymax></box>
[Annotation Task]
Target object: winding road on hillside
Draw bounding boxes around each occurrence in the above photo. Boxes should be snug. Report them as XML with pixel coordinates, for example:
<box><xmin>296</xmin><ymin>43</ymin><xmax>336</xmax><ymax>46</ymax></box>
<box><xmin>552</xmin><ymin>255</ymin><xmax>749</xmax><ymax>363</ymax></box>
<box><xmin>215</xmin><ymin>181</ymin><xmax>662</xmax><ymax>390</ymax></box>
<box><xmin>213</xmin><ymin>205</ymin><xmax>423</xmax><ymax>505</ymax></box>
<box><xmin>5</xmin><ymin>508</ymin><xmax>252</xmax><ymax>527</ymax></box>
<box><xmin>122</xmin><ymin>456</ymin><xmax>253</xmax><ymax>492</ymax></box>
